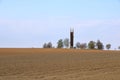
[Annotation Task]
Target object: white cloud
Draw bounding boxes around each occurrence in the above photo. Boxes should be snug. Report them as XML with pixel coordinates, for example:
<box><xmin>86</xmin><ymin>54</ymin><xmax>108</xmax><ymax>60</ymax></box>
<box><xmin>75</xmin><ymin>19</ymin><xmax>120</xmax><ymax>28</ymax></box>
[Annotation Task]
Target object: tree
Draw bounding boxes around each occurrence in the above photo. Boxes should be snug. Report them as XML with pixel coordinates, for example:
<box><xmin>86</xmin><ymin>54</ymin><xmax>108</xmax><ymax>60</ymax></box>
<box><xmin>43</xmin><ymin>42</ymin><xmax>52</xmax><ymax>48</ymax></box>
<box><xmin>76</xmin><ymin>42</ymin><xmax>80</xmax><ymax>49</ymax></box>
<box><xmin>88</xmin><ymin>41</ymin><xmax>95</xmax><ymax>49</ymax></box>
<box><xmin>106</xmin><ymin>44</ymin><xmax>111</xmax><ymax>50</ymax></box>
<box><xmin>43</xmin><ymin>43</ymin><xmax>47</xmax><ymax>48</ymax></box>
<box><xmin>47</xmin><ymin>42</ymin><xmax>52</xmax><ymax>48</ymax></box>
<box><xmin>118</xmin><ymin>46</ymin><xmax>120</xmax><ymax>50</ymax></box>
<box><xmin>80</xmin><ymin>43</ymin><xmax>87</xmax><ymax>49</ymax></box>
<box><xmin>64</xmin><ymin>38</ymin><xmax>69</xmax><ymax>48</ymax></box>
<box><xmin>57</xmin><ymin>39</ymin><xmax>63</xmax><ymax>48</ymax></box>
<box><xmin>96</xmin><ymin>40</ymin><xmax>104</xmax><ymax>50</ymax></box>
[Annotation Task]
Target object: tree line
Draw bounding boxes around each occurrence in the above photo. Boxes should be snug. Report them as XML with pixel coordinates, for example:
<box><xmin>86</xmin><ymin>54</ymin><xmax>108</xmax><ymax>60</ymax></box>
<box><xmin>43</xmin><ymin>38</ymin><xmax>113</xmax><ymax>50</ymax></box>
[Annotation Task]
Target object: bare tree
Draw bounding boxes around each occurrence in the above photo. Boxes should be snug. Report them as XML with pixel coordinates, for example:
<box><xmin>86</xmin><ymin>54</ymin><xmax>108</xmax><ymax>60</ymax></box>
<box><xmin>64</xmin><ymin>38</ymin><xmax>69</xmax><ymax>48</ymax></box>
<box><xmin>76</xmin><ymin>42</ymin><xmax>80</xmax><ymax>49</ymax></box>
<box><xmin>80</xmin><ymin>43</ymin><xmax>87</xmax><ymax>49</ymax></box>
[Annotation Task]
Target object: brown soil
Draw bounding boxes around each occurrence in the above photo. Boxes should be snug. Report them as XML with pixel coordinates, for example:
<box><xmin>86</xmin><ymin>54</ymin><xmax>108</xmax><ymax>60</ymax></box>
<box><xmin>0</xmin><ymin>48</ymin><xmax>120</xmax><ymax>80</ymax></box>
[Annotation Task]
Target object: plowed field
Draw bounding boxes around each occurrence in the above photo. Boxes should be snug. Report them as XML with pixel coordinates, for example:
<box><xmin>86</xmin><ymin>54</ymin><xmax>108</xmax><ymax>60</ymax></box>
<box><xmin>0</xmin><ymin>48</ymin><xmax>120</xmax><ymax>80</ymax></box>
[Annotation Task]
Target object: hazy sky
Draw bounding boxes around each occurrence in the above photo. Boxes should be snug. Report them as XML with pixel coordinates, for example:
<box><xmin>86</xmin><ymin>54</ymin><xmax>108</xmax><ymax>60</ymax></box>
<box><xmin>0</xmin><ymin>0</ymin><xmax>120</xmax><ymax>49</ymax></box>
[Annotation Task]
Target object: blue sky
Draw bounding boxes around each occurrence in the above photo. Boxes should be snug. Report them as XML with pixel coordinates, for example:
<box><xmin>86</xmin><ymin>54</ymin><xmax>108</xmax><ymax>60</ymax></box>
<box><xmin>0</xmin><ymin>0</ymin><xmax>120</xmax><ymax>49</ymax></box>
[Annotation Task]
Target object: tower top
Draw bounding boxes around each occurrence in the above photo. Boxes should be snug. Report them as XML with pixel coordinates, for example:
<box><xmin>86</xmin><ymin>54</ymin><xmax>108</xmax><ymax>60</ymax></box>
<box><xmin>70</xmin><ymin>28</ymin><xmax>74</xmax><ymax>32</ymax></box>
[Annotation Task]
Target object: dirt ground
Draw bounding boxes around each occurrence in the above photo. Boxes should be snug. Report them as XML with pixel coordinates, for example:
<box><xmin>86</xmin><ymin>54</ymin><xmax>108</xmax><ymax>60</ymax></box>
<box><xmin>0</xmin><ymin>48</ymin><xmax>120</xmax><ymax>80</ymax></box>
